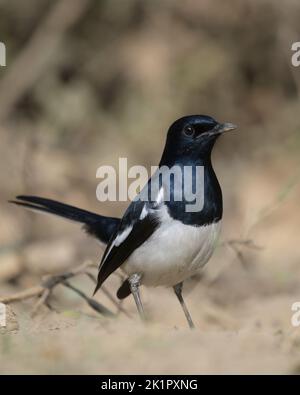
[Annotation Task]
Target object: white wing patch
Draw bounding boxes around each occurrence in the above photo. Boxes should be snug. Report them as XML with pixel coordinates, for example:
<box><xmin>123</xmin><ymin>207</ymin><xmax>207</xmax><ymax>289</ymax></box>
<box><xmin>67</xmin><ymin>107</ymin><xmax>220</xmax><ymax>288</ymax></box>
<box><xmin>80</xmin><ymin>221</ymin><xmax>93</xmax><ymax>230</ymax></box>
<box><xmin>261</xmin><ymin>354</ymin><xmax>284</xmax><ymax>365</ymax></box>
<box><xmin>139</xmin><ymin>205</ymin><xmax>148</xmax><ymax>220</ymax></box>
<box><xmin>100</xmin><ymin>224</ymin><xmax>134</xmax><ymax>267</ymax></box>
<box><xmin>114</xmin><ymin>225</ymin><xmax>133</xmax><ymax>247</ymax></box>
<box><xmin>156</xmin><ymin>187</ymin><xmax>164</xmax><ymax>206</ymax></box>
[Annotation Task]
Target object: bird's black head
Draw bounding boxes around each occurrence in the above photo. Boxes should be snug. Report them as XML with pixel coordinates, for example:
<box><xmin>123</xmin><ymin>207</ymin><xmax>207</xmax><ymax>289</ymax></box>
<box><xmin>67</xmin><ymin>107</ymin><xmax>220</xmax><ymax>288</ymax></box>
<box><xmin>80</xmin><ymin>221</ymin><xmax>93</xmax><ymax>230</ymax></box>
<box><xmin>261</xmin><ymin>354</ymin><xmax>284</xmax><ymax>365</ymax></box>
<box><xmin>160</xmin><ymin>115</ymin><xmax>236</xmax><ymax>165</ymax></box>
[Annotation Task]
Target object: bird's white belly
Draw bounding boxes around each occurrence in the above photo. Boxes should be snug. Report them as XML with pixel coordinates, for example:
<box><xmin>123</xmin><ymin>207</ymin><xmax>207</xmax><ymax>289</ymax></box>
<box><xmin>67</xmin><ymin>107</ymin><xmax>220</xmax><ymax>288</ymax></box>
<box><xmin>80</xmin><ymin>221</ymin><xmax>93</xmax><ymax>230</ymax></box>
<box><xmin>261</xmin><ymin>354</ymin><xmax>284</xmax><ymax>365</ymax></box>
<box><xmin>122</xmin><ymin>217</ymin><xmax>221</xmax><ymax>287</ymax></box>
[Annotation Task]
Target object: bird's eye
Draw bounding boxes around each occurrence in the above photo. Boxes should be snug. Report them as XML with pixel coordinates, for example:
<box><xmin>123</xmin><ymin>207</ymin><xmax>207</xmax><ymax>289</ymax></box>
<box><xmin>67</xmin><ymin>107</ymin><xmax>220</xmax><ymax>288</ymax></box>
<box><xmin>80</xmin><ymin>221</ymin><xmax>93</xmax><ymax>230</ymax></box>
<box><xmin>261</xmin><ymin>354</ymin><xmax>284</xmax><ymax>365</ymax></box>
<box><xmin>183</xmin><ymin>125</ymin><xmax>195</xmax><ymax>137</ymax></box>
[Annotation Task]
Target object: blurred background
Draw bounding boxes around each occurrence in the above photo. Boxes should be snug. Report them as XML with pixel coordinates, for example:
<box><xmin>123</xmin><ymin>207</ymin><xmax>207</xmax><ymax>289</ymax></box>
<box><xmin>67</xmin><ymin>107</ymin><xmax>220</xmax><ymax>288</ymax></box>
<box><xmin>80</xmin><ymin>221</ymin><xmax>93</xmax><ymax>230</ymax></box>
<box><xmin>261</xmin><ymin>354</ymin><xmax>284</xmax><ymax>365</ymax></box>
<box><xmin>0</xmin><ymin>0</ymin><xmax>300</xmax><ymax>374</ymax></box>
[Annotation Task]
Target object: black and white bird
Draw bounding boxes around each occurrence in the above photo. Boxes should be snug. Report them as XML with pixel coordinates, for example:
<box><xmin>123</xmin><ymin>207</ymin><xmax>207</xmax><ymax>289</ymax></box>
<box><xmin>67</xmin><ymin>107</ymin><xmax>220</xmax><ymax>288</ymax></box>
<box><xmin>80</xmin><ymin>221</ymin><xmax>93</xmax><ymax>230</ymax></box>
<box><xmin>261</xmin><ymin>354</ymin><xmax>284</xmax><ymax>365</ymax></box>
<box><xmin>11</xmin><ymin>115</ymin><xmax>236</xmax><ymax>328</ymax></box>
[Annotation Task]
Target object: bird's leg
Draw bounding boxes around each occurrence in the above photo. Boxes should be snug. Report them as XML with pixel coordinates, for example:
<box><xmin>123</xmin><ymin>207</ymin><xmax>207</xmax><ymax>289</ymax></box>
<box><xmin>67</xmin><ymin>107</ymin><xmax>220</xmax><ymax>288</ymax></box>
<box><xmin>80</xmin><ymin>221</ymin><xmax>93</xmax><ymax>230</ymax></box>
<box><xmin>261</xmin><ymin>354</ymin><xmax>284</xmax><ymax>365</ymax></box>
<box><xmin>173</xmin><ymin>282</ymin><xmax>195</xmax><ymax>329</ymax></box>
<box><xmin>129</xmin><ymin>273</ymin><xmax>145</xmax><ymax>321</ymax></box>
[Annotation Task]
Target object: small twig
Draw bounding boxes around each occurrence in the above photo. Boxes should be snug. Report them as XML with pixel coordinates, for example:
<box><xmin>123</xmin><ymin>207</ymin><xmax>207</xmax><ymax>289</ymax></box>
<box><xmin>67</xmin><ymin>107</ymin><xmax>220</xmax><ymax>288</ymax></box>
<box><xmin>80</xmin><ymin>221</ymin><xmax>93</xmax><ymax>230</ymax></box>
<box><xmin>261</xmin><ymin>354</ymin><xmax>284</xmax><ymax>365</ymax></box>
<box><xmin>41</xmin><ymin>261</ymin><xmax>97</xmax><ymax>290</ymax></box>
<box><xmin>62</xmin><ymin>281</ymin><xmax>114</xmax><ymax>317</ymax></box>
<box><xmin>207</xmin><ymin>237</ymin><xmax>263</xmax><ymax>287</ymax></box>
<box><xmin>84</xmin><ymin>271</ymin><xmax>131</xmax><ymax>318</ymax></box>
<box><xmin>243</xmin><ymin>175</ymin><xmax>299</xmax><ymax>239</ymax></box>
<box><xmin>31</xmin><ymin>289</ymin><xmax>51</xmax><ymax>317</ymax></box>
<box><xmin>0</xmin><ymin>285</ymin><xmax>44</xmax><ymax>304</ymax></box>
<box><xmin>218</xmin><ymin>238</ymin><xmax>262</xmax><ymax>271</ymax></box>
<box><xmin>225</xmin><ymin>239</ymin><xmax>262</xmax><ymax>250</ymax></box>
<box><xmin>226</xmin><ymin>242</ymin><xmax>250</xmax><ymax>270</ymax></box>
<box><xmin>0</xmin><ymin>261</ymin><xmax>114</xmax><ymax>318</ymax></box>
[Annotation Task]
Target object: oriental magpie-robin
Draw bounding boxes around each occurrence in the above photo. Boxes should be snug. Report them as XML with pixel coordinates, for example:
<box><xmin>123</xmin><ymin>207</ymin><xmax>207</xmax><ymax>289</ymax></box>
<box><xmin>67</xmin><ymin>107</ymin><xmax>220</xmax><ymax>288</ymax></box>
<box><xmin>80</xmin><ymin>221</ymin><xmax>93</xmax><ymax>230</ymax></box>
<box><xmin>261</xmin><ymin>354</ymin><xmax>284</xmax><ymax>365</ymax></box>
<box><xmin>11</xmin><ymin>115</ymin><xmax>236</xmax><ymax>328</ymax></box>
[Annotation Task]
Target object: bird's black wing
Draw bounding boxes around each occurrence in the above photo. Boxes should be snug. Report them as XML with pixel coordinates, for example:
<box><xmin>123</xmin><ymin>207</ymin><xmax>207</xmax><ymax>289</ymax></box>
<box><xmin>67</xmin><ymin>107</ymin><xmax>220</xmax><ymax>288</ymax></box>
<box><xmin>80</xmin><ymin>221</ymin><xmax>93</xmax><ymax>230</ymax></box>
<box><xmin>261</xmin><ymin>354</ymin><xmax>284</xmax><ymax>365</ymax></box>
<box><xmin>94</xmin><ymin>196</ymin><xmax>162</xmax><ymax>295</ymax></box>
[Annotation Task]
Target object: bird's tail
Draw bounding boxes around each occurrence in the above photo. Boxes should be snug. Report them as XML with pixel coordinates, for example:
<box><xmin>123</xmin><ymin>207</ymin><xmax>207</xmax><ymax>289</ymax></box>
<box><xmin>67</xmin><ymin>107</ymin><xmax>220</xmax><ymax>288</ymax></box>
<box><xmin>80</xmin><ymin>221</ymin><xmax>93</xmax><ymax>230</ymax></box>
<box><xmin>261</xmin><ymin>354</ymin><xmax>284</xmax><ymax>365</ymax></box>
<box><xmin>10</xmin><ymin>195</ymin><xmax>120</xmax><ymax>245</ymax></box>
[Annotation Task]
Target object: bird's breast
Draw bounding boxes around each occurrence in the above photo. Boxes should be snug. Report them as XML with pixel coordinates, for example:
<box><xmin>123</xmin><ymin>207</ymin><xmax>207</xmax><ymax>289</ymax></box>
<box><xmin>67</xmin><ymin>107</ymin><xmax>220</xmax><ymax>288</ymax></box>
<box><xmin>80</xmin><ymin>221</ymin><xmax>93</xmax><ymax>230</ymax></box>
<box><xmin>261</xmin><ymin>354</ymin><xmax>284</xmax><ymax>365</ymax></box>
<box><xmin>123</xmin><ymin>207</ymin><xmax>221</xmax><ymax>287</ymax></box>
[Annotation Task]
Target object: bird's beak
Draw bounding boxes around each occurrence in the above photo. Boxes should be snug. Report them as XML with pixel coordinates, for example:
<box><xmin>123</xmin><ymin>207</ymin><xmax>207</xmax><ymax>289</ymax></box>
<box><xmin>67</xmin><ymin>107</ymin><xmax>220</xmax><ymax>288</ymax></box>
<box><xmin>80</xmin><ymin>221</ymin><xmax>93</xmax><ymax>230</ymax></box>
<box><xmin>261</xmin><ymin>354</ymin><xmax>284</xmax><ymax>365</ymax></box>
<box><xmin>214</xmin><ymin>122</ymin><xmax>237</xmax><ymax>134</ymax></box>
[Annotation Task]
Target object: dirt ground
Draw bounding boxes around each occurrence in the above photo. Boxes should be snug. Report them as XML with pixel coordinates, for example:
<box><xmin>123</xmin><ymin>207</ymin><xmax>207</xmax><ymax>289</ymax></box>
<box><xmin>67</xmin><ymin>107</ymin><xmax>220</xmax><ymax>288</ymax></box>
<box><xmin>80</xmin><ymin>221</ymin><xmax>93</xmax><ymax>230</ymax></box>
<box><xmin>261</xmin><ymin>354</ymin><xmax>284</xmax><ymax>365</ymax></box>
<box><xmin>1</xmin><ymin>291</ymin><xmax>300</xmax><ymax>374</ymax></box>
<box><xmin>1</xmin><ymin>156</ymin><xmax>300</xmax><ymax>374</ymax></box>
